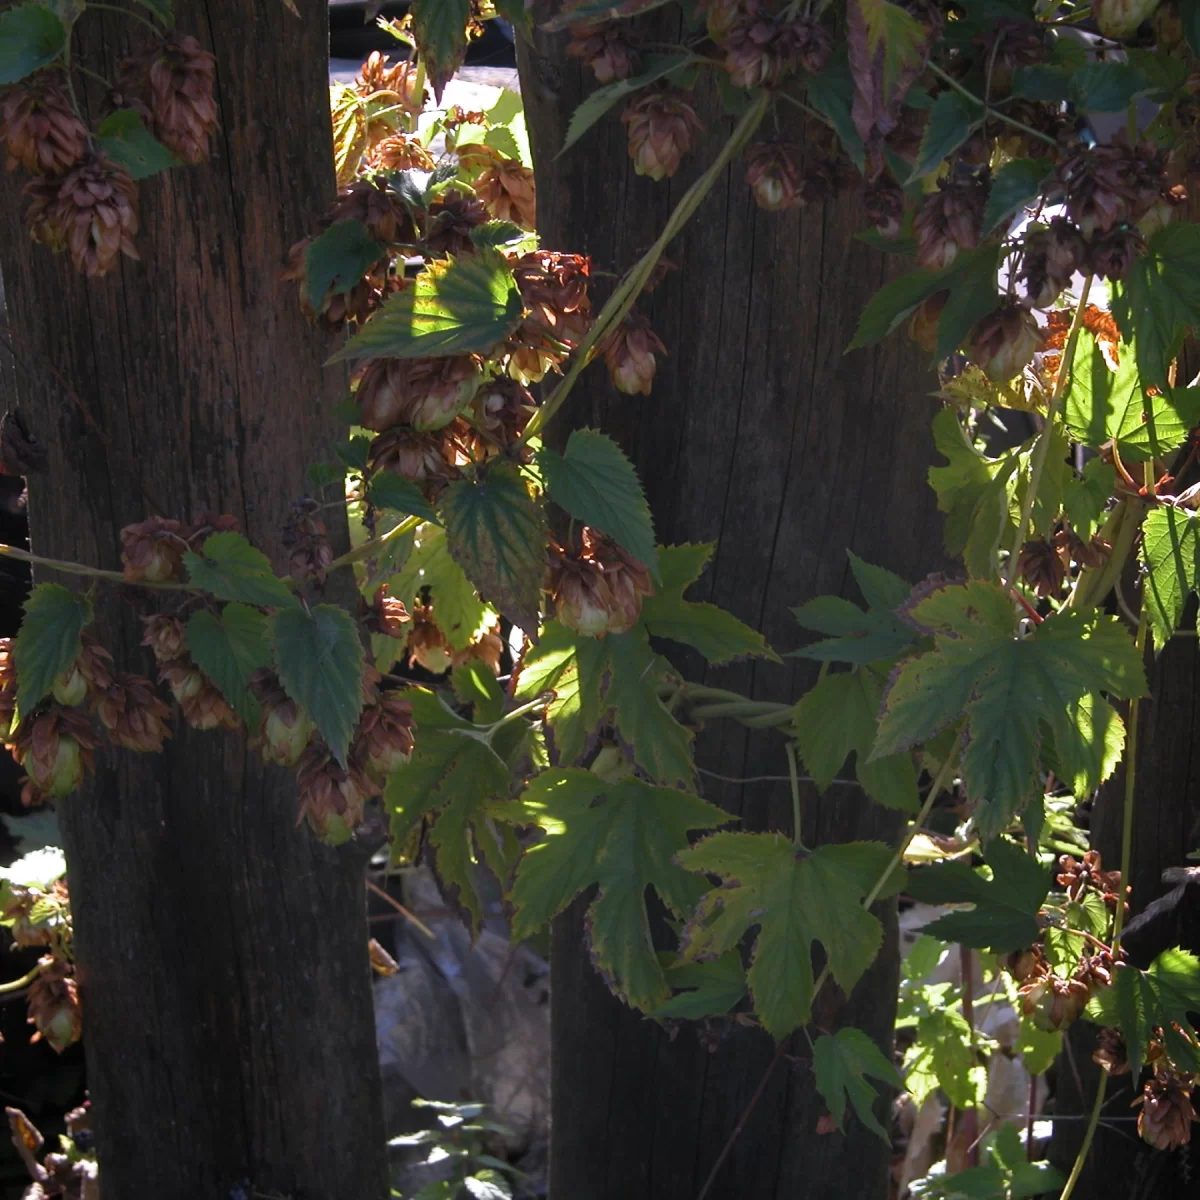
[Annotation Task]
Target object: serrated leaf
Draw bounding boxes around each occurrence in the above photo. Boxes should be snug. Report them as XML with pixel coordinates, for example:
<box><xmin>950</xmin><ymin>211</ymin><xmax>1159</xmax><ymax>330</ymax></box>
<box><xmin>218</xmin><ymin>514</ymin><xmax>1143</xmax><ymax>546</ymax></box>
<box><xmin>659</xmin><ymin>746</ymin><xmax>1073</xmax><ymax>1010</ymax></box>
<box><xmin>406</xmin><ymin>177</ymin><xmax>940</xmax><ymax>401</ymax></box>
<box><xmin>184</xmin><ymin>532</ymin><xmax>298</xmax><ymax>610</ymax></box>
<box><xmin>983</xmin><ymin>158</ymin><xmax>1052</xmax><ymax>234</ymax></box>
<box><xmin>13</xmin><ymin>583</ymin><xmax>92</xmax><ymax>719</ymax></box>
<box><xmin>439</xmin><ymin>463</ymin><xmax>546</xmax><ymax>633</ymax></box>
<box><xmin>95</xmin><ymin>109</ymin><xmax>179</xmax><ymax>180</ymax></box>
<box><xmin>390</xmin><ymin>523</ymin><xmax>491</xmax><ymax>652</ymax></box>
<box><xmin>537</xmin><ymin>429</ymin><xmax>658</xmax><ymax>576</ymax></box>
<box><xmin>813</xmin><ymin>1027</ymin><xmax>903</xmax><ymax>1140</ymax></box>
<box><xmin>639</xmin><ymin>544</ymin><xmax>776</xmax><ymax>665</ymax></box>
<box><xmin>905</xmin><ymin>838</ymin><xmax>1049</xmax><ymax>951</ymax></box>
<box><xmin>452</xmin><ymin>659</ymin><xmax>505</xmax><ymax>724</ymax></box>
<box><xmin>303</xmin><ymin>220</ymin><xmax>385</xmax><ymax>312</ymax></box>
<box><xmin>329</xmin><ymin>252</ymin><xmax>523</xmax><ymax>364</ymax></box>
<box><xmin>1045</xmin><ymin>691</ymin><xmax>1125</xmax><ymax>799</ymax></box>
<box><xmin>1141</xmin><ymin>505</ymin><xmax>1200</xmax><ymax>651</ymax></box>
<box><xmin>1062</xmin><ymin>458</ymin><xmax>1115</xmax><ymax>540</ymax></box>
<box><xmin>904</xmin><ymin>1006</ymin><xmax>987</xmax><ymax>1109</ymax></box>
<box><xmin>513</xmin><ymin>621</ymin><xmax>596</xmax><ymax>766</ymax></box>
<box><xmin>367</xmin><ymin>473</ymin><xmax>440</xmax><ymax>524</ymax></box>
<box><xmin>505</xmin><ymin>769</ymin><xmax>731</xmax><ymax>1010</ymax></box>
<box><xmin>911</xmin><ymin>91</ymin><xmax>977</xmax><ymax>181</ymax></box>
<box><xmin>1071</xmin><ymin>61</ymin><xmax>1150</xmax><ymax>112</ymax></box>
<box><xmin>654</xmin><ymin>950</ymin><xmax>748</xmax><ymax>1019</ymax></box>
<box><xmin>561</xmin><ymin>54</ymin><xmax>694</xmax><ymax>156</ymax></box>
<box><xmin>793</xmin><ymin>670</ymin><xmax>919</xmax><ymax>812</ymax></box>
<box><xmin>0</xmin><ymin>4</ymin><xmax>66</xmax><ymax>85</ymax></box>
<box><xmin>410</xmin><ymin>0</ymin><xmax>471</xmax><ymax>101</ymax></box>
<box><xmin>185</xmin><ymin>605</ymin><xmax>271</xmax><ymax>727</ymax></box>
<box><xmin>677</xmin><ymin>833</ymin><xmax>902</xmax><ymax>1038</ymax></box>
<box><xmin>271</xmin><ymin>605</ymin><xmax>364</xmax><ymax>766</ymax></box>
<box><xmin>1012</xmin><ymin>63</ymin><xmax>1071</xmax><ymax>103</ymax></box>
<box><xmin>933</xmin><ymin>243</ymin><xmax>1002</xmax><ymax>361</ymax></box>
<box><xmin>471</xmin><ymin>219</ymin><xmax>527</xmax><ymax>249</ymax></box>
<box><xmin>807</xmin><ymin>50</ymin><xmax>865</xmax><ymax>171</ymax></box>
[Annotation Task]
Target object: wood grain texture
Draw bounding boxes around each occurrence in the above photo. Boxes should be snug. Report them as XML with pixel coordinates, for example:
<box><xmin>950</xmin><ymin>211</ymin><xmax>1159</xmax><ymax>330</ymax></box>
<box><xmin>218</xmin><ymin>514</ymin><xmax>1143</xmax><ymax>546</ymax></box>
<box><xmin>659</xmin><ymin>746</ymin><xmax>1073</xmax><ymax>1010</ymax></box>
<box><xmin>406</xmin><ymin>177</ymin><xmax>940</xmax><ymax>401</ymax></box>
<box><xmin>0</xmin><ymin>2</ymin><xmax>388</xmax><ymax>1195</ymax></box>
<box><xmin>520</xmin><ymin>8</ymin><xmax>947</xmax><ymax>1197</ymax></box>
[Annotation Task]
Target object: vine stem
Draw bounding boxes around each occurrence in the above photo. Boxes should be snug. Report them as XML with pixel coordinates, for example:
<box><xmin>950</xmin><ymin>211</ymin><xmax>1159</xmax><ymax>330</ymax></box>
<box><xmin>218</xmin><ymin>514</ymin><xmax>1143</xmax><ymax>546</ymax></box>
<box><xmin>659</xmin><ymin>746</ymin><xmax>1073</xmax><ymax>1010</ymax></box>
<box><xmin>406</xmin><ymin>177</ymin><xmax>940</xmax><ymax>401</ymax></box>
<box><xmin>1001</xmin><ymin>274</ymin><xmax>1094</xmax><ymax>595</ymax></box>
<box><xmin>0</xmin><ymin>543</ymin><xmax>194</xmax><ymax>591</ymax></box>
<box><xmin>519</xmin><ymin>90</ymin><xmax>770</xmax><ymax>446</ymax></box>
<box><xmin>1059</xmin><ymin>601</ymin><xmax>1147</xmax><ymax>1200</ymax></box>
<box><xmin>0</xmin><ymin>963</ymin><xmax>45</xmax><ymax>994</ymax></box>
<box><xmin>785</xmin><ymin>742</ymin><xmax>807</xmax><ymax>849</ymax></box>
<box><xmin>365</xmin><ymin>879</ymin><xmax>434</xmax><ymax>940</ymax></box>
<box><xmin>325</xmin><ymin>514</ymin><xmax>421</xmax><ymax>573</ymax></box>
<box><xmin>926</xmin><ymin>64</ymin><xmax>1058</xmax><ymax>146</ymax></box>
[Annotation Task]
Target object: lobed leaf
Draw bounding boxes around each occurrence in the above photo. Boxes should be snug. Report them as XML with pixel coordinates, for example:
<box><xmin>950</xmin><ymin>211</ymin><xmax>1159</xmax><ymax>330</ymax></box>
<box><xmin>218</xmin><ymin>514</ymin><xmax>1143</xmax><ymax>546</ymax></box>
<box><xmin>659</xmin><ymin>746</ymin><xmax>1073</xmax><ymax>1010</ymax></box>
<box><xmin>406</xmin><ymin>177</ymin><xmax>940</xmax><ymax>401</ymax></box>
<box><xmin>0</xmin><ymin>4</ymin><xmax>67</xmax><ymax>85</ymax></box>
<box><xmin>13</xmin><ymin>583</ymin><xmax>92</xmax><ymax>720</ymax></box>
<box><xmin>184</xmin><ymin>532</ymin><xmax>298</xmax><ymax>610</ymax></box>
<box><xmin>185</xmin><ymin>604</ymin><xmax>272</xmax><ymax>727</ymax></box>
<box><xmin>813</xmin><ymin>1027</ymin><xmax>903</xmax><ymax>1141</ymax></box>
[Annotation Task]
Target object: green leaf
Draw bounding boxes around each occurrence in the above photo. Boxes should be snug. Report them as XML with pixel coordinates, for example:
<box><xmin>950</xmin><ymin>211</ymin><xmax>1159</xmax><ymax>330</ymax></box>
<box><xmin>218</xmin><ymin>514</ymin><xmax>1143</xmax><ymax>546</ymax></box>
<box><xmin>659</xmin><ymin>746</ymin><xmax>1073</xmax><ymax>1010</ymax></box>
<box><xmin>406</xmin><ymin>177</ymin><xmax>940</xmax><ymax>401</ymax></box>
<box><xmin>933</xmin><ymin>243</ymin><xmax>1002</xmax><ymax>362</ymax></box>
<box><xmin>560</xmin><ymin>54</ymin><xmax>694</xmax><ymax>156</ymax></box>
<box><xmin>410</xmin><ymin>0</ymin><xmax>471</xmax><ymax>100</ymax></box>
<box><xmin>1062</xmin><ymin>458</ymin><xmax>1115</xmax><ymax>540</ymax></box>
<box><xmin>367</xmin><ymin>473</ymin><xmax>440</xmax><ymax>525</ymax></box>
<box><xmin>329</xmin><ymin>252</ymin><xmax>523</xmax><ymax>364</ymax></box>
<box><xmin>184</xmin><ymin>532</ymin><xmax>298</xmax><ymax>610</ymax></box>
<box><xmin>390</xmin><ymin>523</ymin><xmax>491</xmax><ymax>652</ymax></box>
<box><xmin>806</xmin><ymin>51</ymin><xmax>865</xmax><ymax>171</ymax></box>
<box><xmin>983</xmin><ymin>158</ymin><xmax>1052</xmax><ymax>234</ymax></box>
<box><xmin>0</xmin><ymin>4</ymin><xmax>67</xmax><ymax>85</ymax></box>
<box><xmin>1045</xmin><ymin>691</ymin><xmax>1125</xmax><ymax>799</ymax></box>
<box><xmin>856</xmin><ymin>0</ymin><xmax>929</xmax><ymax>96</ymax></box>
<box><xmin>470</xmin><ymin>219</ymin><xmax>527</xmax><ymax>249</ymax></box>
<box><xmin>13</xmin><ymin>583</ymin><xmax>92</xmax><ymax>719</ymax></box>
<box><xmin>513</xmin><ymin>621</ymin><xmax>596</xmax><ymax>766</ymax></box>
<box><xmin>1011</xmin><ymin>64</ymin><xmax>1071</xmax><ymax>103</ymax></box>
<box><xmin>1113</xmin><ymin>224</ymin><xmax>1200</xmax><ymax>388</ymax></box>
<box><xmin>793</xmin><ymin>670</ymin><xmax>919</xmax><ymax>812</ymax></box>
<box><xmin>505</xmin><ymin>769</ymin><xmax>731</xmax><ymax>1010</ymax></box>
<box><xmin>386</xmin><ymin>689</ymin><xmax>512</xmax><ymax>931</ymax></box>
<box><xmin>911</xmin><ymin>91</ymin><xmax>977</xmax><ymax>181</ymax></box>
<box><xmin>876</xmin><ymin>580</ymin><xmax>1147</xmax><ymax>838</ymax></box>
<box><xmin>94</xmin><ymin>109</ymin><xmax>179</xmax><ymax>180</ymax></box>
<box><xmin>184</xmin><ymin>604</ymin><xmax>271</xmax><ymax>726</ymax></box>
<box><xmin>1141</xmin><ymin>505</ymin><xmax>1200</xmax><ymax>651</ymax></box>
<box><xmin>904</xmin><ymin>1006</ymin><xmax>987</xmax><ymax>1109</ymax></box>
<box><xmin>439</xmin><ymin>462</ymin><xmax>546</xmax><ymax>633</ymax></box>
<box><xmin>1071</xmin><ymin>61</ymin><xmax>1150</xmax><ymax>112</ymax></box>
<box><xmin>678</xmin><ymin>833</ymin><xmax>903</xmax><ymax>1038</ymax></box>
<box><xmin>813</xmin><ymin>1027</ymin><xmax>903</xmax><ymax>1140</ymax></box>
<box><xmin>654</xmin><ymin>951</ymin><xmax>747</xmax><ymax>1019</ymax></box>
<box><xmin>271</xmin><ymin>605</ymin><xmax>364</xmax><ymax>766</ymax></box>
<box><xmin>639</xmin><ymin>543</ymin><xmax>776</xmax><ymax>665</ymax></box>
<box><xmin>905</xmin><ymin>838</ymin><xmax>1050</xmax><ymax>951</ymax></box>
<box><xmin>1017</xmin><ymin>1016</ymin><xmax>1062</xmax><ymax>1076</ymax></box>
<box><xmin>849</xmin><ymin>264</ymin><xmax>953</xmax><ymax>350</ymax></box>
<box><xmin>452</xmin><ymin>659</ymin><xmax>506</xmax><ymax>724</ymax></box>
<box><xmin>537</xmin><ymin>429</ymin><xmax>658</xmax><ymax>575</ymax></box>
<box><xmin>303</xmin><ymin>220</ymin><xmax>385</xmax><ymax>312</ymax></box>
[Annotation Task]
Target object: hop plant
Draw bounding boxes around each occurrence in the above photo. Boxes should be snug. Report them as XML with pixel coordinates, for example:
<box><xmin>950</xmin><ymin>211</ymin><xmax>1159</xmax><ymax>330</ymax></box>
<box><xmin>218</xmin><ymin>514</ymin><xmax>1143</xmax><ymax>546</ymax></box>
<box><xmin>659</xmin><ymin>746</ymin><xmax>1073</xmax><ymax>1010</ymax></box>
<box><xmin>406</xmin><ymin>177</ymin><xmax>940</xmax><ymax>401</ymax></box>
<box><xmin>26</xmin><ymin>958</ymin><xmax>82</xmax><ymax>1053</ymax></box>
<box><xmin>121</xmin><ymin>516</ymin><xmax>184</xmax><ymax>583</ymax></box>
<box><xmin>0</xmin><ymin>75</ymin><xmax>87</xmax><ymax>176</ymax></box>
<box><xmin>44</xmin><ymin>154</ymin><xmax>140</xmax><ymax>278</ymax></box>
<box><xmin>92</xmin><ymin>672</ymin><xmax>172</xmax><ymax>753</ymax></box>
<box><xmin>745</xmin><ymin>143</ymin><xmax>803</xmax><ymax>211</ymax></box>
<box><xmin>621</xmin><ymin>89</ymin><xmax>703</xmax><ymax>182</ymax></box>
<box><xmin>566</xmin><ymin>22</ymin><xmax>640</xmax><ymax>84</ymax></box>
<box><xmin>355</xmin><ymin>356</ymin><xmax>483</xmax><ymax>433</ymax></box>
<box><xmin>548</xmin><ymin>528</ymin><xmax>654</xmax><ymax>638</ymax></box>
<box><xmin>602</xmin><ymin>312</ymin><xmax>667</xmax><ymax>396</ymax></box>
<box><xmin>119</xmin><ymin>35</ymin><xmax>218</xmax><ymax>165</ymax></box>
<box><xmin>405</xmin><ymin>602</ymin><xmax>454</xmax><ymax>675</ymax></box>
<box><xmin>249</xmin><ymin>670</ymin><xmax>315</xmax><ymax>768</ymax></box>
<box><xmin>1137</xmin><ymin>1068</ymin><xmax>1196</xmax><ymax>1150</ymax></box>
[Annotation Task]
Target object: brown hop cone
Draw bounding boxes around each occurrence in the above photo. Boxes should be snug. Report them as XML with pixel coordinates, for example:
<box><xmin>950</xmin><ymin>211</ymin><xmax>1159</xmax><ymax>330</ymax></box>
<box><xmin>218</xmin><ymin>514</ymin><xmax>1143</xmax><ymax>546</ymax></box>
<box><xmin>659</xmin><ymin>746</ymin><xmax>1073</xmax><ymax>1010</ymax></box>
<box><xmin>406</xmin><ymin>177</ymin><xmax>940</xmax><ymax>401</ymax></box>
<box><xmin>788</xmin><ymin>16</ymin><xmax>835</xmax><ymax>75</ymax></box>
<box><xmin>621</xmin><ymin>89</ymin><xmax>703</xmax><ymax>182</ymax></box>
<box><xmin>367</xmin><ymin>426</ymin><xmax>460</xmax><ymax>495</ymax></box>
<box><xmin>566</xmin><ymin>22</ymin><xmax>640</xmax><ymax>84</ymax></box>
<box><xmin>915</xmin><ymin>172</ymin><xmax>986</xmax><ymax>270</ymax></box>
<box><xmin>355</xmin><ymin>355</ymin><xmax>482</xmax><ymax>432</ymax></box>
<box><xmin>1043</xmin><ymin>217</ymin><xmax>1087</xmax><ymax>278</ymax></box>
<box><xmin>22</xmin><ymin>174</ymin><xmax>66</xmax><ymax>251</ymax></box>
<box><xmin>864</xmin><ymin>176</ymin><xmax>904</xmax><ymax>239</ymax></box>
<box><xmin>426</xmin><ymin>188</ymin><xmax>489</xmax><ymax>256</ymax></box>
<box><xmin>0</xmin><ymin>76</ymin><xmax>87</xmax><ymax>176</ymax></box>
<box><xmin>0</xmin><ymin>409</ymin><xmax>48</xmax><ymax>477</ymax></box>
<box><xmin>366</xmin><ymin>585</ymin><xmax>411</xmax><ymax>639</ymax></box>
<box><xmin>509</xmin><ymin>250</ymin><xmax>593</xmax><ymax>376</ymax></box>
<box><xmin>1063</xmin><ymin>526</ymin><xmax>1111</xmax><ymax>569</ymax></box>
<box><xmin>159</xmin><ymin>659</ymin><xmax>239</xmax><ymax>731</ymax></box>
<box><xmin>366</xmin><ymin>133</ymin><xmax>434</xmax><ymax>173</ymax></box>
<box><xmin>1137</xmin><ymin>1069</ymin><xmax>1196</xmax><ymax>1150</ymax></box>
<box><xmin>474</xmin><ymin>155</ymin><xmax>537</xmax><ymax>230</ymax></box>
<box><xmin>92</xmin><ymin>672</ymin><xmax>172</xmax><ymax>753</ymax></box>
<box><xmin>451</xmin><ymin>621</ymin><xmax>504</xmax><ymax>674</ymax></box>
<box><xmin>355</xmin><ymin>51</ymin><xmax>426</xmax><ymax>120</ymax></box>
<box><xmin>722</xmin><ymin>8</ymin><xmax>830</xmax><ymax>88</ymax></box>
<box><xmin>1003</xmin><ymin>947</ymin><xmax>1043</xmax><ymax>984</ymax></box>
<box><xmin>974</xmin><ymin>20</ymin><xmax>1046</xmax><ymax>97</ymax></box>
<box><xmin>328</xmin><ymin>177</ymin><xmax>411</xmax><ymax>245</ymax></box>
<box><xmin>141</xmin><ymin>35</ymin><xmax>218</xmax><ymax>165</ymax></box>
<box><xmin>469</xmin><ymin>378</ymin><xmax>537</xmax><ymax>453</ymax></box>
<box><xmin>1093</xmin><ymin>1026</ymin><xmax>1130</xmax><ymax>1075</ymax></box>
<box><xmin>282</xmin><ymin>235</ymin><xmax>396</xmax><ymax>329</ymax></box>
<box><xmin>284</xmin><ymin>511</ymin><xmax>333</xmax><ymax>587</ymax></box>
<box><xmin>10</xmin><ymin>707</ymin><xmax>96</xmax><ymax>800</ymax></box>
<box><xmin>2</xmin><ymin>879</ymin><xmax>68</xmax><ymax>950</ymax></box>
<box><xmin>970</xmin><ymin>303</ymin><xmax>1041</xmax><ymax>382</ymax></box>
<box><xmin>1020</xmin><ymin>974</ymin><xmax>1093</xmax><ymax>1032</ymax></box>
<box><xmin>1056</xmin><ymin>136</ymin><xmax>1166</xmax><ymax>238</ymax></box>
<box><xmin>75</xmin><ymin>634</ymin><xmax>114</xmax><ymax>696</ymax></box>
<box><xmin>121</xmin><ymin>515</ymin><xmax>184</xmax><ymax>583</ymax></box>
<box><xmin>1017</xmin><ymin>537</ymin><xmax>1067</xmax><ymax>598</ymax></box>
<box><xmin>1057</xmin><ymin>849</ymin><xmax>1123</xmax><ymax>903</ymax></box>
<box><xmin>26</xmin><ymin>958</ymin><xmax>81</xmax><ymax>1053</ymax></box>
<box><xmin>353</xmin><ymin>689</ymin><xmax>416</xmax><ymax>782</ymax></box>
<box><xmin>745</xmin><ymin>143</ymin><xmax>802</xmax><ymax>211</ymax></box>
<box><xmin>49</xmin><ymin>154</ymin><xmax>139</xmax><ymax>277</ymax></box>
<box><xmin>908</xmin><ymin>291</ymin><xmax>947</xmax><ymax>354</ymax></box>
<box><xmin>602</xmin><ymin>312</ymin><xmax>667</xmax><ymax>396</ymax></box>
<box><xmin>295</xmin><ymin>743</ymin><xmax>378</xmax><ymax>844</ymax></box>
<box><xmin>1088</xmin><ymin>226</ymin><xmax>1144</xmax><ymax>282</ymax></box>
<box><xmin>140</xmin><ymin>614</ymin><xmax>187</xmax><ymax>666</ymax></box>
<box><xmin>549</xmin><ymin>528</ymin><xmax>654</xmax><ymax>638</ymax></box>
<box><xmin>248</xmin><ymin>669</ymin><xmax>313</xmax><ymax>768</ymax></box>
<box><xmin>406</xmin><ymin>603</ymin><xmax>453</xmax><ymax>675</ymax></box>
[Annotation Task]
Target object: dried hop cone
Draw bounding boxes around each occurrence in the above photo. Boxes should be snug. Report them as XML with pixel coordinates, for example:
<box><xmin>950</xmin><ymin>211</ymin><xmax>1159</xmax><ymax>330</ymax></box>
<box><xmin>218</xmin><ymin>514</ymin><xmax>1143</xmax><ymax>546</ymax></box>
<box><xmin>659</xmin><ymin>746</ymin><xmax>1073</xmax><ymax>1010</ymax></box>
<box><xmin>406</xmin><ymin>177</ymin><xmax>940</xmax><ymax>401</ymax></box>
<box><xmin>284</xmin><ymin>510</ymin><xmax>333</xmax><ymax>587</ymax></box>
<box><xmin>121</xmin><ymin>35</ymin><xmax>218</xmax><ymax>165</ymax></box>
<box><xmin>914</xmin><ymin>171</ymin><xmax>987</xmax><ymax>271</ymax></box>
<box><xmin>48</xmin><ymin>154</ymin><xmax>139</xmax><ymax>277</ymax></box>
<box><xmin>141</xmin><ymin>614</ymin><xmax>187</xmax><ymax>665</ymax></box>
<box><xmin>451</xmin><ymin>621</ymin><xmax>504</xmax><ymax>675</ymax></box>
<box><xmin>355</xmin><ymin>51</ymin><xmax>426</xmax><ymax>120</ymax></box>
<box><xmin>366</xmin><ymin>133</ymin><xmax>434</xmax><ymax>173</ymax></box>
<box><xmin>1056</xmin><ymin>136</ymin><xmax>1165</xmax><ymax>238</ymax></box>
<box><xmin>745</xmin><ymin>143</ymin><xmax>803</xmax><ymax>211</ymax></box>
<box><xmin>468</xmin><ymin>378</ymin><xmax>537</xmax><ymax>454</ymax></box>
<box><xmin>368</xmin><ymin>426</ymin><xmax>461</xmax><ymax>495</ymax></box>
<box><xmin>353</xmin><ymin>690</ymin><xmax>416</xmax><ymax>781</ymax></box>
<box><xmin>475</xmin><ymin>154</ymin><xmax>537</xmax><ymax>230</ymax></box>
<box><xmin>1017</xmin><ymin>536</ymin><xmax>1067</xmax><ymax>598</ymax></box>
<box><xmin>621</xmin><ymin>89</ymin><xmax>703</xmax><ymax>182</ymax></box>
<box><xmin>509</xmin><ymin>250</ymin><xmax>593</xmax><ymax>377</ymax></box>
<box><xmin>92</xmin><ymin>672</ymin><xmax>172</xmax><ymax>753</ymax></box>
<box><xmin>249</xmin><ymin>669</ymin><xmax>314</xmax><ymax>767</ymax></box>
<box><xmin>1019</xmin><ymin>974</ymin><xmax>1093</xmax><ymax>1032</ymax></box>
<box><xmin>864</xmin><ymin>176</ymin><xmax>905</xmax><ymax>239</ymax></box>
<box><xmin>970</xmin><ymin>303</ymin><xmax>1041</xmax><ymax>382</ymax></box>
<box><xmin>602</xmin><ymin>312</ymin><xmax>667</xmax><ymax>396</ymax></box>
<box><xmin>1057</xmin><ymin>849</ymin><xmax>1123</xmax><ymax>904</ymax></box>
<box><xmin>10</xmin><ymin>707</ymin><xmax>96</xmax><ymax>800</ymax></box>
<box><xmin>1087</xmin><ymin>226</ymin><xmax>1144</xmax><ymax>282</ymax></box>
<box><xmin>121</xmin><ymin>516</ymin><xmax>184</xmax><ymax>583</ymax></box>
<box><xmin>27</xmin><ymin>958</ymin><xmax>81</xmax><ymax>1053</ymax></box>
<box><xmin>355</xmin><ymin>355</ymin><xmax>482</xmax><ymax>433</ymax></box>
<box><xmin>0</xmin><ymin>76</ymin><xmax>87</xmax><ymax>176</ymax></box>
<box><xmin>366</xmin><ymin>585</ymin><xmax>411</xmax><ymax>639</ymax></box>
<box><xmin>1137</xmin><ymin>1068</ymin><xmax>1195</xmax><ymax>1150</ymax></box>
<box><xmin>566</xmin><ymin>22</ymin><xmax>640</xmax><ymax>84</ymax></box>
<box><xmin>426</xmin><ymin>188</ymin><xmax>489</xmax><ymax>257</ymax></box>
<box><xmin>295</xmin><ymin>744</ymin><xmax>377</xmax><ymax>845</ymax></box>
<box><xmin>160</xmin><ymin>660</ymin><xmax>239</xmax><ymax>731</ymax></box>
<box><xmin>406</xmin><ymin>603</ymin><xmax>453</xmax><ymax>675</ymax></box>
<box><xmin>549</xmin><ymin>528</ymin><xmax>654</xmax><ymax>638</ymax></box>
<box><xmin>75</xmin><ymin>634</ymin><xmax>114</xmax><ymax>696</ymax></box>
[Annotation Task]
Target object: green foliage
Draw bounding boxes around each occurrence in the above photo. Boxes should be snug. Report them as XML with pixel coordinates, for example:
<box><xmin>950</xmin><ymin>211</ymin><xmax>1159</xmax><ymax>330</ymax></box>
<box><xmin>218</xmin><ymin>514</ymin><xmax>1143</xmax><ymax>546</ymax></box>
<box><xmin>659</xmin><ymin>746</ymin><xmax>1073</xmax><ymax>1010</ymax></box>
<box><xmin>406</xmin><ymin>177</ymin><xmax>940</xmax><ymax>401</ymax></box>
<box><xmin>812</xmin><ymin>1027</ymin><xmax>903</xmax><ymax>1140</ymax></box>
<box><xmin>904</xmin><ymin>838</ymin><xmax>1050</xmax><ymax>951</ymax></box>
<box><xmin>1141</xmin><ymin>505</ymin><xmax>1200</xmax><ymax>651</ymax></box>
<box><xmin>856</xmin><ymin>0</ymin><xmax>929</xmax><ymax>95</ymax></box>
<box><xmin>452</xmin><ymin>660</ymin><xmax>505</xmax><ymax>724</ymax></box>
<box><xmin>504</xmin><ymin>768</ymin><xmax>731</xmax><ymax>1010</ymax></box>
<box><xmin>94</xmin><ymin>110</ymin><xmax>179</xmax><ymax>179</ymax></box>
<box><xmin>1062</xmin><ymin>458</ymin><xmax>1115</xmax><ymax>540</ymax></box>
<box><xmin>390</xmin><ymin>523</ymin><xmax>492</xmax><ymax>652</ymax></box>
<box><xmin>902</xmin><ymin>989</ymin><xmax>986</xmax><ymax>1109</ymax></box>
<box><xmin>638</xmin><ymin>544</ymin><xmax>776</xmax><ymax>664</ymax></box>
<box><xmin>0</xmin><ymin>4</ymin><xmax>67</xmax><ymax>85</ymax></box>
<box><xmin>329</xmin><ymin>252</ymin><xmax>523</xmax><ymax>364</ymax></box>
<box><xmin>303</xmin><ymin>220</ymin><xmax>385</xmax><ymax>312</ymax></box>
<box><xmin>793</xmin><ymin>669</ymin><xmax>919</xmax><ymax>812</ymax></box>
<box><xmin>537</xmin><ymin>429</ymin><xmax>658</xmax><ymax>575</ymax></box>
<box><xmin>410</xmin><ymin>0</ymin><xmax>471</xmax><ymax>100</ymax></box>
<box><xmin>271</xmin><ymin>605</ymin><xmax>364</xmax><ymax>767</ymax></box>
<box><xmin>874</xmin><ymin>580</ymin><xmax>1146</xmax><ymax>839</ymax></box>
<box><xmin>654</xmin><ymin>951</ymin><xmax>748</xmax><ymax>1019</ymax></box>
<box><xmin>910</xmin><ymin>1125</ymin><xmax>1065</xmax><ymax>1198</ymax></box>
<box><xmin>982</xmin><ymin>159</ymin><xmax>1052</xmax><ymax>235</ymax></box>
<box><xmin>184</xmin><ymin>605</ymin><xmax>271</xmax><ymax>727</ymax></box>
<box><xmin>912</xmin><ymin>92</ymin><xmax>977</xmax><ymax>181</ymax></box>
<box><xmin>366</xmin><ymin>473</ymin><xmax>440</xmax><ymax>525</ymax></box>
<box><xmin>677</xmin><ymin>833</ymin><xmax>903</xmax><ymax>1038</ymax></box>
<box><xmin>440</xmin><ymin>463</ymin><xmax>546</xmax><ymax>633</ymax></box>
<box><xmin>183</xmin><ymin>532</ymin><xmax>297</xmax><ymax>610</ymax></box>
<box><xmin>13</xmin><ymin>583</ymin><xmax>92</xmax><ymax>720</ymax></box>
